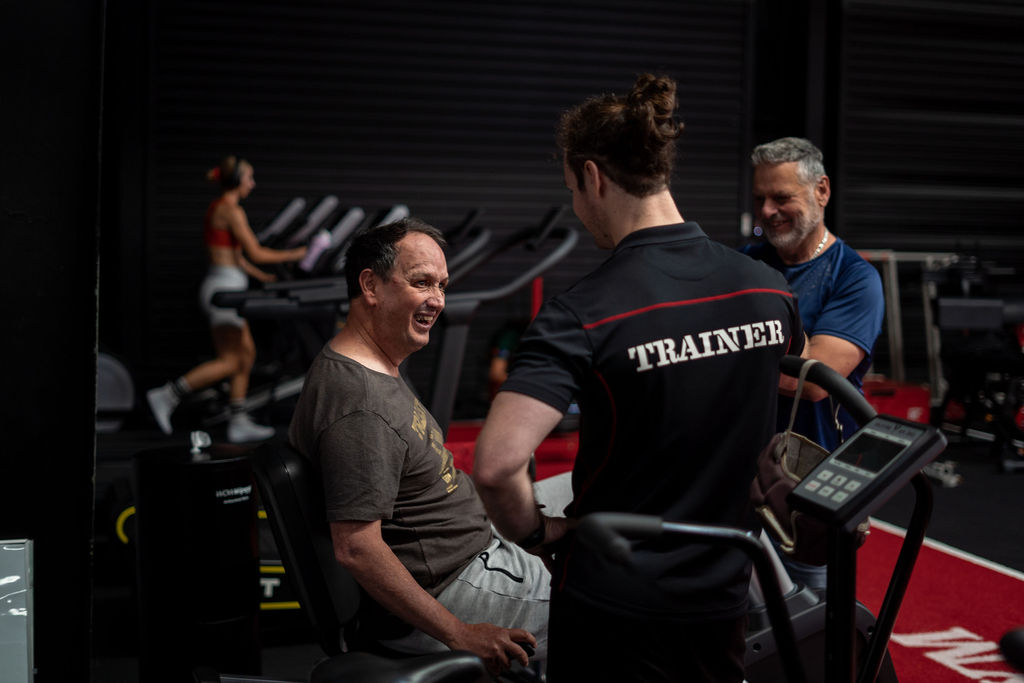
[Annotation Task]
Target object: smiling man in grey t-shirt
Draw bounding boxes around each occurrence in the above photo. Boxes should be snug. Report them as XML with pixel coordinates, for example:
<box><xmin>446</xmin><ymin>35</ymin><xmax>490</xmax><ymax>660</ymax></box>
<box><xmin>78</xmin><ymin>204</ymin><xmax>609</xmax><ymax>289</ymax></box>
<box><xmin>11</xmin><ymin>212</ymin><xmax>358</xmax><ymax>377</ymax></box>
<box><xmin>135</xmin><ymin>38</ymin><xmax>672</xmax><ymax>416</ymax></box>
<box><xmin>289</xmin><ymin>217</ymin><xmax>549</xmax><ymax>676</ymax></box>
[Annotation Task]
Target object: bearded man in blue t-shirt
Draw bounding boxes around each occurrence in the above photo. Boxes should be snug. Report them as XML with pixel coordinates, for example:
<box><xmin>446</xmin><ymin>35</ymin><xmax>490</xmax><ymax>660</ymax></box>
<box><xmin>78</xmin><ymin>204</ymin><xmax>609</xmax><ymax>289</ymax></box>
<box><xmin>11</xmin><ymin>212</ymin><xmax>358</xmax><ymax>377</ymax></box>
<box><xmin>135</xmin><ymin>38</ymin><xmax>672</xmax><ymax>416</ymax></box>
<box><xmin>742</xmin><ymin>136</ymin><xmax>885</xmax><ymax>588</ymax></box>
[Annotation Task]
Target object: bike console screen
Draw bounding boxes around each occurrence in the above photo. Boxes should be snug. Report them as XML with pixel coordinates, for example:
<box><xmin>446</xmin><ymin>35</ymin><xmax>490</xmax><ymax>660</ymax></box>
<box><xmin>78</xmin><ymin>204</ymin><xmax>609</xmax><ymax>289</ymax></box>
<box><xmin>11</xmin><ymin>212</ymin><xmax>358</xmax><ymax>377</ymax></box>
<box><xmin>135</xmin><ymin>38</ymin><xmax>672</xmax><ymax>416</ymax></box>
<box><xmin>789</xmin><ymin>415</ymin><xmax>946</xmax><ymax>532</ymax></box>
<box><xmin>833</xmin><ymin>433</ymin><xmax>906</xmax><ymax>474</ymax></box>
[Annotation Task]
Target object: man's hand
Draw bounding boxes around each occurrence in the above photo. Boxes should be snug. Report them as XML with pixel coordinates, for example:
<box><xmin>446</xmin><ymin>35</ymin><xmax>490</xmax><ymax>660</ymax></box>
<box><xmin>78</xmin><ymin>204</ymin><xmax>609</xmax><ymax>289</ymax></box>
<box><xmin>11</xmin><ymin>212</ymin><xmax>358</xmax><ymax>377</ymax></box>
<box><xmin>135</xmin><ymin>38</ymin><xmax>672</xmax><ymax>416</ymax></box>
<box><xmin>528</xmin><ymin>514</ymin><xmax>576</xmax><ymax>572</ymax></box>
<box><xmin>447</xmin><ymin>622</ymin><xmax>537</xmax><ymax>675</ymax></box>
<box><xmin>779</xmin><ymin>333</ymin><xmax>866</xmax><ymax>401</ymax></box>
<box><xmin>332</xmin><ymin>520</ymin><xmax>539</xmax><ymax>675</ymax></box>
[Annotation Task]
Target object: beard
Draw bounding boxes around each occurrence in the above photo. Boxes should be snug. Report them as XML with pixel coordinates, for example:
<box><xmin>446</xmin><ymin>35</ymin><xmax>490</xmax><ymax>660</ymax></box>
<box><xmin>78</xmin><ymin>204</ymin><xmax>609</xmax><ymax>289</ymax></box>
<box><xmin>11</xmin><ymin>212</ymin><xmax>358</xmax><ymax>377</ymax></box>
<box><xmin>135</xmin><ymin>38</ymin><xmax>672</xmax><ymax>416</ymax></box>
<box><xmin>763</xmin><ymin>201</ymin><xmax>823</xmax><ymax>254</ymax></box>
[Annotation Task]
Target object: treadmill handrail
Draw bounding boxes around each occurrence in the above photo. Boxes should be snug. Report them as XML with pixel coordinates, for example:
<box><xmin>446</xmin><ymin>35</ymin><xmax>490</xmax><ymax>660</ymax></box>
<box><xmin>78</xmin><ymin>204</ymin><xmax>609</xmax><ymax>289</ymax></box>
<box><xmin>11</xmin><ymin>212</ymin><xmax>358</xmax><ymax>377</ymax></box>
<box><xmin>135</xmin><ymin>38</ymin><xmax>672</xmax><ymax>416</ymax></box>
<box><xmin>444</xmin><ymin>226</ymin><xmax>578</xmax><ymax>311</ymax></box>
<box><xmin>444</xmin><ymin>207</ymin><xmax>484</xmax><ymax>245</ymax></box>
<box><xmin>329</xmin><ymin>207</ymin><xmax>366</xmax><ymax>247</ymax></box>
<box><xmin>448</xmin><ymin>206</ymin><xmax>566</xmax><ymax>284</ymax></box>
<box><xmin>286</xmin><ymin>195</ymin><xmax>341</xmax><ymax>247</ymax></box>
<box><xmin>446</xmin><ymin>225</ymin><xmax>493</xmax><ymax>275</ymax></box>
<box><xmin>210</xmin><ymin>289</ymin><xmax>277</xmax><ymax>308</ymax></box>
<box><xmin>263</xmin><ymin>276</ymin><xmax>344</xmax><ymax>292</ymax></box>
<box><xmin>256</xmin><ymin>197</ymin><xmax>307</xmax><ymax>243</ymax></box>
<box><xmin>428</xmin><ymin>217</ymin><xmax>578</xmax><ymax>437</ymax></box>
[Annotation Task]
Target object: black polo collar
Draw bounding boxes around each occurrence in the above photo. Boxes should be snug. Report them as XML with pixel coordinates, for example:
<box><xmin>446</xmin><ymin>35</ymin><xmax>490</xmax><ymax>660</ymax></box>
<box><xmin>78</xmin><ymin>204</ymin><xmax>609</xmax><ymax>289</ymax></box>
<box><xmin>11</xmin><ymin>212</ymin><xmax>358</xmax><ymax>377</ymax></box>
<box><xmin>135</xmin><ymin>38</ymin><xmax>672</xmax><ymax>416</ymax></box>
<box><xmin>613</xmin><ymin>222</ymin><xmax>707</xmax><ymax>252</ymax></box>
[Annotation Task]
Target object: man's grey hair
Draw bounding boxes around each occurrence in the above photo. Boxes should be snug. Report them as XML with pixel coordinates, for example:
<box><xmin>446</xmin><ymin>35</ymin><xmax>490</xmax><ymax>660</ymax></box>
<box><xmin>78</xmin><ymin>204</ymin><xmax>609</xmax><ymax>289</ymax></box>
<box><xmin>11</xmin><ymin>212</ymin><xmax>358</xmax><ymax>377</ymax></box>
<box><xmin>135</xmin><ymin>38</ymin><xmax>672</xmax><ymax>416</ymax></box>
<box><xmin>751</xmin><ymin>137</ymin><xmax>826</xmax><ymax>185</ymax></box>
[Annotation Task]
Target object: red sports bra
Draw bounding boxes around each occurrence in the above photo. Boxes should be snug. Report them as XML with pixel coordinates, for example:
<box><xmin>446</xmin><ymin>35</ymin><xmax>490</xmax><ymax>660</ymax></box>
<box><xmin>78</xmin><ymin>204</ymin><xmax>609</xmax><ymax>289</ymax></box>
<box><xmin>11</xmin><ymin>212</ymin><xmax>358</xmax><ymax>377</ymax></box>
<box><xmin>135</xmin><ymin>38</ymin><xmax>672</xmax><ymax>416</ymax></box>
<box><xmin>203</xmin><ymin>198</ymin><xmax>239</xmax><ymax>248</ymax></box>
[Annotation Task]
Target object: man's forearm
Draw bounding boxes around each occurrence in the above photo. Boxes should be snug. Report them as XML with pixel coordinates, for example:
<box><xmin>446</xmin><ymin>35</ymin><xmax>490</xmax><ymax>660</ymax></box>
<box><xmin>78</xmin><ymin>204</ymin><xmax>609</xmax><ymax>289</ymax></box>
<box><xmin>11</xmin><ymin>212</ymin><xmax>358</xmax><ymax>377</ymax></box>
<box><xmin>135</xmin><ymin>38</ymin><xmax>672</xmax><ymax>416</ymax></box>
<box><xmin>474</xmin><ymin>391</ymin><xmax>563</xmax><ymax>542</ymax></box>
<box><xmin>476</xmin><ymin>465</ymin><xmax>541</xmax><ymax>544</ymax></box>
<box><xmin>332</xmin><ymin>522</ymin><xmax>462</xmax><ymax>646</ymax></box>
<box><xmin>779</xmin><ymin>333</ymin><xmax>866</xmax><ymax>401</ymax></box>
<box><xmin>333</xmin><ymin>521</ymin><xmax>537</xmax><ymax>673</ymax></box>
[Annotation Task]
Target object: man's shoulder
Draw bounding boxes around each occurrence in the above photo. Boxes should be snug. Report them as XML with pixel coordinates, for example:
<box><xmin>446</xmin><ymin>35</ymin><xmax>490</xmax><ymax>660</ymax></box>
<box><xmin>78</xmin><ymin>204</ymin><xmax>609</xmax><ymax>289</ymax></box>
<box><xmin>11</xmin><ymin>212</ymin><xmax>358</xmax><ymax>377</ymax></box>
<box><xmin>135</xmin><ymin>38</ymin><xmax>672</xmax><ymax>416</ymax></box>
<box><xmin>834</xmin><ymin>241</ymin><xmax>883</xmax><ymax>288</ymax></box>
<box><xmin>305</xmin><ymin>347</ymin><xmax>366</xmax><ymax>387</ymax></box>
<box><xmin>836</xmin><ymin>240</ymin><xmax>875</xmax><ymax>268</ymax></box>
<box><xmin>737</xmin><ymin>240</ymin><xmax>786</xmax><ymax>275</ymax></box>
<box><xmin>300</xmin><ymin>350</ymin><xmax>412</xmax><ymax>420</ymax></box>
<box><xmin>309</xmin><ymin>346</ymin><xmax>389</xmax><ymax>384</ymax></box>
<box><xmin>723</xmin><ymin>241</ymin><xmax>792</xmax><ymax>290</ymax></box>
<box><xmin>555</xmin><ymin>235</ymin><xmax>791</xmax><ymax>311</ymax></box>
<box><xmin>738</xmin><ymin>239</ymin><xmax>773</xmax><ymax>259</ymax></box>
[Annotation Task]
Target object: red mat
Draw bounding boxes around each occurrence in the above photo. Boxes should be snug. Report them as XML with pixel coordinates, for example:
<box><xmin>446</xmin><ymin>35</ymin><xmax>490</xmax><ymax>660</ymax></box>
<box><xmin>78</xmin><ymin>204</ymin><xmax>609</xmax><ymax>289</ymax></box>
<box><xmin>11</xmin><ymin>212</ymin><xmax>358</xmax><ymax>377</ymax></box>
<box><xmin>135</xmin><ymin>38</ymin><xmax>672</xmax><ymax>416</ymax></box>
<box><xmin>858</xmin><ymin>519</ymin><xmax>1024</xmax><ymax>681</ymax></box>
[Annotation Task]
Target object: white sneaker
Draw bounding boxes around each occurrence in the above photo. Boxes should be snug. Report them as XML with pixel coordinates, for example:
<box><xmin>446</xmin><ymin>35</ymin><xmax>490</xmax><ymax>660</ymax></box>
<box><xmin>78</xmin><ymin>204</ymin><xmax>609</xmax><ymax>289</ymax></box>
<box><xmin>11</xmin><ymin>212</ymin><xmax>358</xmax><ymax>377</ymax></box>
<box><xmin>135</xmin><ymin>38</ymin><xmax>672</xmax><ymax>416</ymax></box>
<box><xmin>146</xmin><ymin>384</ymin><xmax>179</xmax><ymax>435</ymax></box>
<box><xmin>227</xmin><ymin>413</ymin><xmax>275</xmax><ymax>443</ymax></box>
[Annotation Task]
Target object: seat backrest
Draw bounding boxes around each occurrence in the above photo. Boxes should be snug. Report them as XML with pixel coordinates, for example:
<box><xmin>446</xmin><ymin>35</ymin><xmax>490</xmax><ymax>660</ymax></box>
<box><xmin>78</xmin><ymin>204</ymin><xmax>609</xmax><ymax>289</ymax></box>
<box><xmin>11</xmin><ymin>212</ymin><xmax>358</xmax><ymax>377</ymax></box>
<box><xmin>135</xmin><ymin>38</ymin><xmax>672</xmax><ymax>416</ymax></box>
<box><xmin>251</xmin><ymin>441</ymin><xmax>362</xmax><ymax>656</ymax></box>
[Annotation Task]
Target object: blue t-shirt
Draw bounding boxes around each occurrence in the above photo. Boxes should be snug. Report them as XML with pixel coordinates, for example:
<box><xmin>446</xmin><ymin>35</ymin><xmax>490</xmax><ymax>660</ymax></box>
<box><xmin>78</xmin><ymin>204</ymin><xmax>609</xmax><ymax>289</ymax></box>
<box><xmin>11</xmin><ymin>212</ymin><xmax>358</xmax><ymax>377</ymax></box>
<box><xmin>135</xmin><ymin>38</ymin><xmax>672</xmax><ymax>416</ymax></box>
<box><xmin>741</xmin><ymin>237</ymin><xmax>884</xmax><ymax>450</ymax></box>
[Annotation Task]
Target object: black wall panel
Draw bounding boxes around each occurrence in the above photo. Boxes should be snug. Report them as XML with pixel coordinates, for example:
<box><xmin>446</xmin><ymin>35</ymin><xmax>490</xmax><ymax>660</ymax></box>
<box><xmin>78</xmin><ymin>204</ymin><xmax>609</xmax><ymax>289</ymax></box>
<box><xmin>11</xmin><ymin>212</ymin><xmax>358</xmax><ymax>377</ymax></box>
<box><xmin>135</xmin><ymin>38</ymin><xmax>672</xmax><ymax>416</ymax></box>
<box><xmin>116</xmin><ymin>0</ymin><xmax>755</xmax><ymax>419</ymax></box>
<box><xmin>835</xmin><ymin>0</ymin><xmax>1024</xmax><ymax>382</ymax></box>
<box><xmin>837</xmin><ymin>0</ymin><xmax>1024</xmax><ymax>253</ymax></box>
<box><xmin>1</xmin><ymin>2</ymin><xmax>103</xmax><ymax>680</ymax></box>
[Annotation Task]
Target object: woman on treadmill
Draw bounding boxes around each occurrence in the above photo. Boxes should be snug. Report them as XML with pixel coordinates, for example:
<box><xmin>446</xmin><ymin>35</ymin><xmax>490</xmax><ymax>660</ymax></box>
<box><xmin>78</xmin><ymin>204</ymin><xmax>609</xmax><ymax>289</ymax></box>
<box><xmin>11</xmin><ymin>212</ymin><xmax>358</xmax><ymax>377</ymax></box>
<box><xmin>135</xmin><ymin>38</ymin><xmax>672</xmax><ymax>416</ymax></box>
<box><xmin>146</xmin><ymin>156</ymin><xmax>307</xmax><ymax>443</ymax></box>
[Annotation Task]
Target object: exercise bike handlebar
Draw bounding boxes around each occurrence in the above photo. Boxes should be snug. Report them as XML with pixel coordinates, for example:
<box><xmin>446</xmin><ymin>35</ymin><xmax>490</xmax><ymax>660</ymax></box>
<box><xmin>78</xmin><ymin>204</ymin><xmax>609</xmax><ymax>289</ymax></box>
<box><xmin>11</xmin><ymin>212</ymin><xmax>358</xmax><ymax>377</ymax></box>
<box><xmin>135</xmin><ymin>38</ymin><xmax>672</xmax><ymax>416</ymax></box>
<box><xmin>577</xmin><ymin>512</ymin><xmax>808</xmax><ymax>683</ymax></box>
<box><xmin>779</xmin><ymin>355</ymin><xmax>877</xmax><ymax>426</ymax></box>
<box><xmin>575</xmin><ymin>512</ymin><xmax>663</xmax><ymax>565</ymax></box>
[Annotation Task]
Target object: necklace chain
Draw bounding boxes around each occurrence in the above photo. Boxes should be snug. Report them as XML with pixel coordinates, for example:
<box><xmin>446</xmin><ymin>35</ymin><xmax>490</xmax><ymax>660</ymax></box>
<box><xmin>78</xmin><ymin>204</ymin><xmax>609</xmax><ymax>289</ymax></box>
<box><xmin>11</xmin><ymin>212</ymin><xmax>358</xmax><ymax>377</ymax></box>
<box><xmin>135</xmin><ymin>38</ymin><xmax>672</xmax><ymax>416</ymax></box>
<box><xmin>811</xmin><ymin>229</ymin><xmax>830</xmax><ymax>259</ymax></box>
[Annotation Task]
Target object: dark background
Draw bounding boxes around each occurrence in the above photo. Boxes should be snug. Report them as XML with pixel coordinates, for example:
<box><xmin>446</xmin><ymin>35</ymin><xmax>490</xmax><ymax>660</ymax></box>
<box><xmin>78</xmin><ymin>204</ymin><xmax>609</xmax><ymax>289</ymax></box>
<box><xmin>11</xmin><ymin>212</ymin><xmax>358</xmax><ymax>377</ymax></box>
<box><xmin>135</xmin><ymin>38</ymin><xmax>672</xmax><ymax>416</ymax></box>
<box><xmin>2</xmin><ymin>0</ymin><xmax>1022</xmax><ymax>680</ymax></box>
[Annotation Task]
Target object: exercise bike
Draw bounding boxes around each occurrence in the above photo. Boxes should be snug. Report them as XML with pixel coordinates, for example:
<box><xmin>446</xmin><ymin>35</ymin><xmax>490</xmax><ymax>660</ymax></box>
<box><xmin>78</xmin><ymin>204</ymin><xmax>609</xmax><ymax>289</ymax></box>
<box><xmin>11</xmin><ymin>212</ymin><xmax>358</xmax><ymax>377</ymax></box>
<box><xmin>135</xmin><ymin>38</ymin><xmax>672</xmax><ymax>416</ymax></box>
<box><xmin>576</xmin><ymin>355</ymin><xmax>947</xmax><ymax>682</ymax></box>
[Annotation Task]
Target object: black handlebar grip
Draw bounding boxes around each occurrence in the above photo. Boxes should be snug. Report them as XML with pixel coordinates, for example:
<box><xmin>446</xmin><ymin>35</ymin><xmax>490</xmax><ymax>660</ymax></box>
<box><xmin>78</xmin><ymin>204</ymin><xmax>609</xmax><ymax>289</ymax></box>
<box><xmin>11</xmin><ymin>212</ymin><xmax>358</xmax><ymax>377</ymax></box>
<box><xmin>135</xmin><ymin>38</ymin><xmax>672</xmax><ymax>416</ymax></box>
<box><xmin>576</xmin><ymin>512</ymin><xmax>665</xmax><ymax>566</ymax></box>
<box><xmin>779</xmin><ymin>355</ymin><xmax>877</xmax><ymax>427</ymax></box>
<box><xmin>1000</xmin><ymin>628</ymin><xmax>1024</xmax><ymax>673</ymax></box>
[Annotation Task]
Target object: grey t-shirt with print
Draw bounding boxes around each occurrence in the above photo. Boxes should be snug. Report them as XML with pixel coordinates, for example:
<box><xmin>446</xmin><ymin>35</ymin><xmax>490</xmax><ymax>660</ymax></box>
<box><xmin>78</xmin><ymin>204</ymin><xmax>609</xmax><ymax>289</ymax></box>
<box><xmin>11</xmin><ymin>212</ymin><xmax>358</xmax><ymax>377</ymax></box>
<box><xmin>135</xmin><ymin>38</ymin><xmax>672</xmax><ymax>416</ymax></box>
<box><xmin>289</xmin><ymin>345</ymin><xmax>493</xmax><ymax>596</ymax></box>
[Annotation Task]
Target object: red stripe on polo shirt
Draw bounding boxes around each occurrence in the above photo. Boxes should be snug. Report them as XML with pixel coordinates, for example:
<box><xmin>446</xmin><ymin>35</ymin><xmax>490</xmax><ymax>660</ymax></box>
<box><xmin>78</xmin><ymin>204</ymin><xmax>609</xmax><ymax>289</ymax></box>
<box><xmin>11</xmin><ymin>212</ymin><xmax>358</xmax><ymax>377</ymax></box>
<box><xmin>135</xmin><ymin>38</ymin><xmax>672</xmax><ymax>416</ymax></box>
<box><xmin>582</xmin><ymin>288</ymin><xmax>795</xmax><ymax>331</ymax></box>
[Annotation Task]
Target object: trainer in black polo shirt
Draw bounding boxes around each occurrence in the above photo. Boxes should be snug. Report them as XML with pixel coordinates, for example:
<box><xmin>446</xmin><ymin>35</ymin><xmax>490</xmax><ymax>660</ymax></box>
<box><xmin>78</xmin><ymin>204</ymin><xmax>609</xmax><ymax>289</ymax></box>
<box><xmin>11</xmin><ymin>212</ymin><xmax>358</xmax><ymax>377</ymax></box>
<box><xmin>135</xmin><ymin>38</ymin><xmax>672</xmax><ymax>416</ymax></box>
<box><xmin>473</xmin><ymin>75</ymin><xmax>805</xmax><ymax>683</ymax></box>
<box><xmin>505</xmin><ymin>219</ymin><xmax>802</xmax><ymax>615</ymax></box>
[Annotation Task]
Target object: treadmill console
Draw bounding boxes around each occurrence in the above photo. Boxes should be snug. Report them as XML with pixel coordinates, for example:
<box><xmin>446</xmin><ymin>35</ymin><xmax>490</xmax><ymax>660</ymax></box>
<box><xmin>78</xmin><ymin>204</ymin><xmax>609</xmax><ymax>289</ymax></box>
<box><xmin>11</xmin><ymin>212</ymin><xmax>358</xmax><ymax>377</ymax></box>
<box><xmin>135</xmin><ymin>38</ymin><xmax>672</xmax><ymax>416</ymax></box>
<box><xmin>789</xmin><ymin>415</ymin><xmax>946</xmax><ymax>532</ymax></box>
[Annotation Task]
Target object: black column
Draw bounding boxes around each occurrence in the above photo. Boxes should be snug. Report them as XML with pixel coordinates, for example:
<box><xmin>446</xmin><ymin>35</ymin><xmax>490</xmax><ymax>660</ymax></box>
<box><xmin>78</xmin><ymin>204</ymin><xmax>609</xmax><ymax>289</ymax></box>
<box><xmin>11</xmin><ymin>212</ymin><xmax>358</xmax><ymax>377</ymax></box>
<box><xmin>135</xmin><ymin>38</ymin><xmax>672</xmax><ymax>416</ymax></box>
<box><xmin>0</xmin><ymin>2</ymin><xmax>104</xmax><ymax>681</ymax></box>
<box><xmin>751</xmin><ymin>0</ymin><xmax>844</xmax><ymax>230</ymax></box>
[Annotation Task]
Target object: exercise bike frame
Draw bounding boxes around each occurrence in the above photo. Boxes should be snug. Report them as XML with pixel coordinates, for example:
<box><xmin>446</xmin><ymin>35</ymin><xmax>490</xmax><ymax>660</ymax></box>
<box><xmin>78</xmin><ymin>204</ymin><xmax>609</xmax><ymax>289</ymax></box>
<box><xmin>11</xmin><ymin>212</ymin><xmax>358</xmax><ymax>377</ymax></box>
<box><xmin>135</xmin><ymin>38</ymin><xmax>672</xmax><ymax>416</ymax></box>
<box><xmin>578</xmin><ymin>356</ymin><xmax>939</xmax><ymax>683</ymax></box>
<box><xmin>577</xmin><ymin>512</ymin><xmax>809</xmax><ymax>683</ymax></box>
<box><xmin>782</xmin><ymin>356</ymin><xmax>936</xmax><ymax>683</ymax></box>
